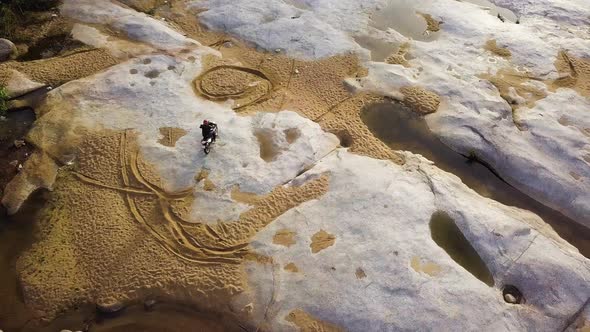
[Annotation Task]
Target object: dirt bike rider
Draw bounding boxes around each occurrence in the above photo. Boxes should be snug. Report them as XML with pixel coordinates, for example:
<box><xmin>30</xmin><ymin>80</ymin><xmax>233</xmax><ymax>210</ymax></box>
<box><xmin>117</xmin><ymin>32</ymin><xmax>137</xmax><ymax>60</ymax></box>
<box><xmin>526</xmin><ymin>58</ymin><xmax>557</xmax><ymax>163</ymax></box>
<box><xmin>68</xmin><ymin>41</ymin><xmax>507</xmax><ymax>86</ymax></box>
<box><xmin>200</xmin><ymin>119</ymin><xmax>218</xmax><ymax>143</ymax></box>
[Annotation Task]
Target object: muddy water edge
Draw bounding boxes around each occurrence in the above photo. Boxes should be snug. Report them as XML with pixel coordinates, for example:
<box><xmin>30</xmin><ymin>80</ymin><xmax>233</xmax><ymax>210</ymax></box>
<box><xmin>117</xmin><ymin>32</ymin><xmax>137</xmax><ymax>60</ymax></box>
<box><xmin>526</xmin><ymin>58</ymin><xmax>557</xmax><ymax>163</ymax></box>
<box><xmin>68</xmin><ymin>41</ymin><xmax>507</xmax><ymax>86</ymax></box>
<box><xmin>361</xmin><ymin>102</ymin><xmax>590</xmax><ymax>258</ymax></box>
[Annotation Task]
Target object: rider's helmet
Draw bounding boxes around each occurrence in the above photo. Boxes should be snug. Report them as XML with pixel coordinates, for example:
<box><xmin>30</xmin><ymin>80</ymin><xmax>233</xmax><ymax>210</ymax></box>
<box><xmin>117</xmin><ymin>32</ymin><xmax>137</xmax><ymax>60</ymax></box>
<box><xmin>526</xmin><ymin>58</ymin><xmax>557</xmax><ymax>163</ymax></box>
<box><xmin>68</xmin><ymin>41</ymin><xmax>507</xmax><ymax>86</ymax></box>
<box><xmin>203</xmin><ymin>120</ymin><xmax>209</xmax><ymax>125</ymax></box>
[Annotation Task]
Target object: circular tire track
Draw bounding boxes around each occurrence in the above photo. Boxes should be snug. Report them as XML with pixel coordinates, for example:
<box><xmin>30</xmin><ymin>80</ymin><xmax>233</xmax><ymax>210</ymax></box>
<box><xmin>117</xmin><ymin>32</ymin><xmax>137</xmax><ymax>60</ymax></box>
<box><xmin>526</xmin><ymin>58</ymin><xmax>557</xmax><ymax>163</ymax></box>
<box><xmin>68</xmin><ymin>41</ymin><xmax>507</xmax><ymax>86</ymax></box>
<box><xmin>193</xmin><ymin>65</ymin><xmax>274</xmax><ymax>110</ymax></box>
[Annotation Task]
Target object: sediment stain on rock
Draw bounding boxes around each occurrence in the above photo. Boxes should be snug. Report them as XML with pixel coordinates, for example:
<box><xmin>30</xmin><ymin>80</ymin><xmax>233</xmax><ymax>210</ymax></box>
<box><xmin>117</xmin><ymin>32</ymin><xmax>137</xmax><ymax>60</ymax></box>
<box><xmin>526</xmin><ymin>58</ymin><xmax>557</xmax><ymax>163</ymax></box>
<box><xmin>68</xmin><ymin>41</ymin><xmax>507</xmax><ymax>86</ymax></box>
<box><xmin>552</xmin><ymin>51</ymin><xmax>590</xmax><ymax>97</ymax></box>
<box><xmin>15</xmin><ymin>130</ymin><xmax>330</xmax><ymax>320</ymax></box>
<box><xmin>286</xmin><ymin>309</ymin><xmax>343</xmax><ymax>332</ymax></box>
<box><xmin>485</xmin><ymin>39</ymin><xmax>512</xmax><ymax>58</ymax></box>
<box><xmin>355</xmin><ymin>267</ymin><xmax>367</xmax><ymax>279</ymax></box>
<box><xmin>284</xmin><ymin>262</ymin><xmax>299</xmax><ymax>273</ymax></box>
<box><xmin>310</xmin><ymin>229</ymin><xmax>336</xmax><ymax>254</ymax></box>
<box><xmin>157</xmin><ymin>127</ymin><xmax>187</xmax><ymax>147</ymax></box>
<box><xmin>273</xmin><ymin>229</ymin><xmax>297</xmax><ymax>247</ymax></box>
<box><xmin>410</xmin><ymin>256</ymin><xmax>442</xmax><ymax>277</ymax></box>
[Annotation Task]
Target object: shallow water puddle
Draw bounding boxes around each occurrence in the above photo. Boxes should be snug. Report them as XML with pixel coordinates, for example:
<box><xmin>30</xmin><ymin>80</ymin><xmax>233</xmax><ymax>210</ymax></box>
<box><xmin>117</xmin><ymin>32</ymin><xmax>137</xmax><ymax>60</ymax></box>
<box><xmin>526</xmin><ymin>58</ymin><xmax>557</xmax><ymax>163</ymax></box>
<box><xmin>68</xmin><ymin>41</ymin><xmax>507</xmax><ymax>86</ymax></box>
<box><xmin>361</xmin><ymin>102</ymin><xmax>590</xmax><ymax>257</ymax></box>
<box><xmin>460</xmin><ymin>0</ymin><xmax>518</xmax><ymax>22</ymax></box>
<box><xmin>353</xmin><ymin>35</ymin><xmax>400</xmax><ymax>62</ymax></box>
<box><xmin>0</xmin><ymin>190</ymin><xmax>46</xmax><ymax>331</ymax></box>
<box><xmin>370</xmin><ymin>0</ymin><xmax>439</xmax><ymax>41</ymax></box>
<box><xmin>0</xmin><ymin>108</ymin><xmax>36</xmax><ymax>192</ymax></box>
<box><xmin>26</xmin><ymin>303</ymin><xmax>242</xmax><ymax>332</ymax></box>
<box><xmin>0</xmin><ymin>109</ymin><xmax>36</xmax><ymax>143</ymax></box>
<box><xmin>255</xmin><ymin>130</ymin><xmax>281</xmax><ymax>162</ymax></box>
<box><xmin>429</xmin><ymin>211</ymin><xmax>495</xmax><ymax>286</ymax></box>
<box><xmin>284</xmin><ymin>128</ymin><xmax>300</xmax><ymax>144</ymax></box>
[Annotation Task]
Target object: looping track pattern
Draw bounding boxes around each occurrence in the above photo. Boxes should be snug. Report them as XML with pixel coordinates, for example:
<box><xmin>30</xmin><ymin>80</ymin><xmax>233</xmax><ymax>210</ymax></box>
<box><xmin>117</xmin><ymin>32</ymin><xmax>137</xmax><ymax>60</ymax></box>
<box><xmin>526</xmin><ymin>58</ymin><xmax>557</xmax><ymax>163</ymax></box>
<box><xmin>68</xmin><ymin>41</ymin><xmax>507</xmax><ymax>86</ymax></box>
<box><xmin>193</xmin><ymin>65</ymin><xmax>274</xmax><ymax>110</ymax></box>
<box><xmin>74</xmin><ymin>130</ymin><xmax>249</xmax><ymax>264</ymax></box>
<box><xmin>72</xmin><ymin>130</ymin><xmax>331</xmax><ymax>266</ymax></box>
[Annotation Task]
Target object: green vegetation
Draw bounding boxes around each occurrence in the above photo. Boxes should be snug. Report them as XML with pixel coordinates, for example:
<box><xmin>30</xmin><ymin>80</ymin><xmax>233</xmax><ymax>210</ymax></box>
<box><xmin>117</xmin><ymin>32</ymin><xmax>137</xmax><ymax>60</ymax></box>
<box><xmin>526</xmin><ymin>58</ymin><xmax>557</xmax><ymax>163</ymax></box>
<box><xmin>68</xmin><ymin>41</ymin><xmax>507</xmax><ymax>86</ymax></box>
<box><xmin>0</xmin><ymin>86</ymin><xmax>9</xmax><ymax>116</ymax></box>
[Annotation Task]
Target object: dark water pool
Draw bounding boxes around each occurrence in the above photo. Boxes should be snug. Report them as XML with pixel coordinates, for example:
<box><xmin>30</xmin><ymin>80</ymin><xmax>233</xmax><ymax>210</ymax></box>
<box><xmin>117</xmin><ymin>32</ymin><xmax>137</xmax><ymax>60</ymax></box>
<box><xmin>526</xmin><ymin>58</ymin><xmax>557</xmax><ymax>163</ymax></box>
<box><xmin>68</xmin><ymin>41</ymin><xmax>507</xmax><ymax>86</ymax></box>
<box><xmin>361</xmin><ymin>102</ymin><xmax>590</xmax><ymax>258</ymax></box>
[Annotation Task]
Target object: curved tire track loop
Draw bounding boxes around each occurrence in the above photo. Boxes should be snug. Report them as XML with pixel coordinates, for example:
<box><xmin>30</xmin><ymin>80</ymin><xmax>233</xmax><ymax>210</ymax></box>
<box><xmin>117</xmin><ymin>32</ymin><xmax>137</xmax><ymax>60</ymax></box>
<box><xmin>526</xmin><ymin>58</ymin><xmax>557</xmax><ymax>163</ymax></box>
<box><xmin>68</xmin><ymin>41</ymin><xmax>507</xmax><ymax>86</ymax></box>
<box><xmin>73</xmin><ymin>131</ymin><xmax>249</xmax><ymax>265</ymax></box>
<box><xmin>193</xmin><ymin>65</ymin><xmax>274</xmax><ymax>111</ymax></box>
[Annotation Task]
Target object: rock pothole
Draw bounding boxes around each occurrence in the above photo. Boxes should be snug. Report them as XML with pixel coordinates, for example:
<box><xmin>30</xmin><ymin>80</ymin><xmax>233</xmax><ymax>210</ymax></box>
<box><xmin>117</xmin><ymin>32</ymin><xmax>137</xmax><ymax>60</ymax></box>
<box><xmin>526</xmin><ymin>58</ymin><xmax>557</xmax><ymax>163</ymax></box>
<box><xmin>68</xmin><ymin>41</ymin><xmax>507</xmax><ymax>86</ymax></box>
<box><xmin>331</xmin><ymin>129</ymin><xmax>354</xmax><ymax>148</ymax></box>
<box><xmin>362</xmin><ymin>101</ymin><xmax>590</xmax><ymax>258</ymax></box>
<box><xmin>502</xmin><ymin>285</ymin><xmax>524</xmax><ymax>304</ymax></box>
<box><xmin>284</xmin><ymin>128</ymin><xmax>300</xmax><ymax>144</ymax></box>
<box><xmin>144</xmin><ymin>69</ymin><xmax>161</xmax><ymax>79</ymax></box>
<box><xmin>353</xmin><ymin>35</ymin><xmax>400</xmax><ymax>62</ymax></box>
<box><xmin>355</xmin><ymin>267</ymin><xmax>367</xmax><ymax>279</ymax></box>
<box><xmin>429</xmin><ymin>211</ymin><xmax>494</xmax><ymax>286</ymax></box>
<box><xmin>370</xmin><ymin>1</ymin><xmax>439</xmax><ymax>41</ymax></box>
<box><xmin>254</xmin><ymin>129</ymin><xmax>281</xmax><ymax>162</ymax></box>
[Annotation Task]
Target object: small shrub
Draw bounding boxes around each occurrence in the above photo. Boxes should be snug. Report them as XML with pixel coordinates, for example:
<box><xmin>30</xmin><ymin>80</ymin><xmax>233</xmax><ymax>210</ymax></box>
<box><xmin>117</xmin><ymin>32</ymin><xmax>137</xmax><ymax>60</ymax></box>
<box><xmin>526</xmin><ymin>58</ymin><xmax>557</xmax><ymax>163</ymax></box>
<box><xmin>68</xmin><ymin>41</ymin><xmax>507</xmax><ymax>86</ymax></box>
<box><xmin>0</xmin><ymin>86</ymin><xmax>9</xmax><ymax>115</ymax></box>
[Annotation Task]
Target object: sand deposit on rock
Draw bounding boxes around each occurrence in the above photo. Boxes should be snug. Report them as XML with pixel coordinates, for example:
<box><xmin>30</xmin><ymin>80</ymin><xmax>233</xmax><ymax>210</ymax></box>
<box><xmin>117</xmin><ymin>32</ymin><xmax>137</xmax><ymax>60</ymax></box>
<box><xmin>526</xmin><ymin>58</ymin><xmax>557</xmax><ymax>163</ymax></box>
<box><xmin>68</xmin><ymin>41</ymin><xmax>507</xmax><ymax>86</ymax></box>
<box><xmin>194</xmin><ymin>45</ymin><xmax>366</xmax><ymax>120</ymax></box>
<box><xmin>285</xmin><ymin>309</ymin><xmax>343</xmax><ymax>332</ymax></box>
<box><xmin>0</xmin><ymin>49</ymin><xmax>119</xmax><ymax>87</ymax></box>
<box><xmin>284</xmin><ymin>262</ymin><xmax>300</xmax><ymax>273</ymax></box>
<box><xmin>16</xmin><ymin>129</ymin><xmax>330</xmax><ymax>320</ymax></box>
<box><xmin>273</xmin><ymin>229</ymin><xmax>297</xmax><ymax>247</ymax></box>
<box><xmin>419</xmin><ymin>13</ymin><xmax>442</xmax><ymax>33</ymax></box>
<box><xmin>176</xmin><ymin>17</ymin><xmax>410</xmax><ymax>167</ymax></box>
<box><xmin>400</xmin><ymin>86</ymin><xmax>441</xmax><ymax>114</ymax></box>
<box><xmin>481</xmin><ymin>68</ymin><xmax>547</xmax><ymax>110</ymax></box>
<box><xmin>552</xmin><ymin>51</ymin><xmax>590</xmax><ymax>97</ymax></box>
<box><xmin>385</xmin><ymin>42</ymin><xmax>411</xmax><ymax>67</ymax></box>
<box><xmin>158</xmin><ymin>127</ymin><xmax>188</xmax><ymax>147</ymax></box>
<box><xmin>355</xmin><ymin>267</ymin><xmax>366</xmax><ymax>279</ymax></box>
<box><xmin>485</xmin><ymin>39</ymin><xmax>512</xmax><ymax>57</ymax></box>
<box><xmin>319</xmin><ymin>94</ymin><xmax>405</xmax><ymax>164</ymax></box>
<box><xmin>5</xmin><ymin>0</ymin><xmax>590</xmax><ymax>330</ymax></box>
<box><xmin>310</xmin><ymin>229</ymin><xmax>336</xmax><ymax>254</ymax></box>
<box><xmin>140</xmin><ymin>0</ymin><xmax>406</xmax><ymax>168</ymax></box>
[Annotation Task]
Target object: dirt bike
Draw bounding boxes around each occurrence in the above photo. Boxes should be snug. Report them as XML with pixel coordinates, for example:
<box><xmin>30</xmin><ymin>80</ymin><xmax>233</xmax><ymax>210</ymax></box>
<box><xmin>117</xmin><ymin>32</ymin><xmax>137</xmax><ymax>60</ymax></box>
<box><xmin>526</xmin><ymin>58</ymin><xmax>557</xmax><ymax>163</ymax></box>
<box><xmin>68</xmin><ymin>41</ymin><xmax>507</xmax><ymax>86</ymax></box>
<box><xmin>201</xmin><ymin>127</ymin><xmax>218</xmax><ymax>154</ymax></box>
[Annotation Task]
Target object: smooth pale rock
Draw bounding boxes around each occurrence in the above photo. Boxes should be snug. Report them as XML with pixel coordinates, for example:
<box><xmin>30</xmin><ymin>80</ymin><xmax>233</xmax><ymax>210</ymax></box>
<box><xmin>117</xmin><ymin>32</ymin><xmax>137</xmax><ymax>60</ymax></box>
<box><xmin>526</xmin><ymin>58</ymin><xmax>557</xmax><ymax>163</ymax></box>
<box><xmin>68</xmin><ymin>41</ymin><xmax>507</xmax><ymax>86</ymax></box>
<box><xmin>192</xmin><ymin>0</ymin><xmax>590</xmax><ymax>227</ymax></box>
<box><xmin>0</xmin><ymin>38</ymin><xmax>17</xmax><ymax>62</ymax></box>
<box><xmin>12</xmin><ymin>52</ymin><xmax>337</xmax><ymax>216</ymax></box>
<box><xmin>1</xmin><ymin>152</ymin><xmax>58</xmax><ymax>215</ymax></box>
<box><xmin>504</xmin><ymin>293</ymin><xmax>518</xmax><ymax>304</ymax></box>
<box><xmin>9</xmin><ymin>3</ymin><xmax>588</xmax><ymax>332</ymax></box>
<box><xmin>62</xmin><ymin>0</ymin><xmax>199</xmax><ymax>51</ymax></box>
<box><xmin>71</xmin><ymin>24</ymin><xmax>155</xmax><ymax>59</ymax></box>
<box><xmin>3</xmin><ymin>69</ymin><xmax>45</xmax><ymax>98</ymax></box>
<box><xmin>564</xmin><ymin>300</ymin><xmax>590</xmax><ymax>331</ymax></box>
<box><xmin>238</xmin><ymin>150</ymin><xmax>590</xmax><ymax>331</ymax></box>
